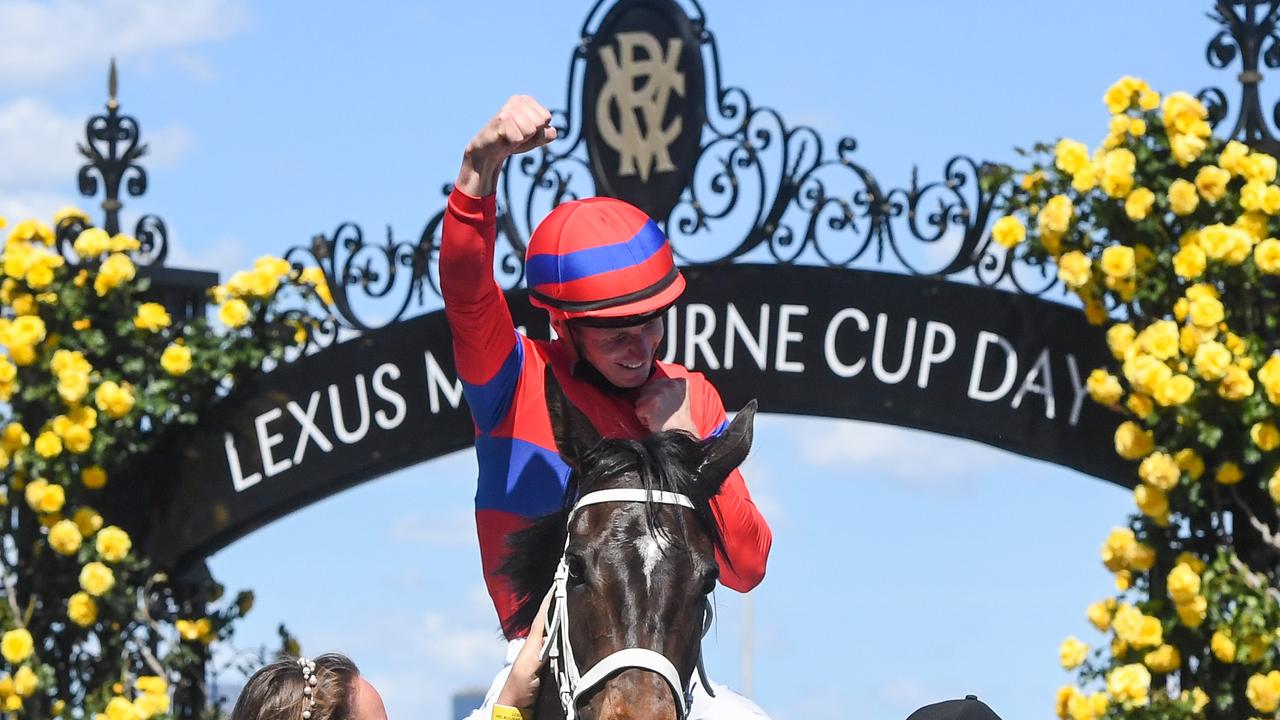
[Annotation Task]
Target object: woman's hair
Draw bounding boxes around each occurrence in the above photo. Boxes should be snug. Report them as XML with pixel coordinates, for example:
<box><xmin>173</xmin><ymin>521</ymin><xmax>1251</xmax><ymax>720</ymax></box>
<box><xmin>231</xmin><ymin>654</ymin><xmax>360</xmax><ymax>720</ymax></box>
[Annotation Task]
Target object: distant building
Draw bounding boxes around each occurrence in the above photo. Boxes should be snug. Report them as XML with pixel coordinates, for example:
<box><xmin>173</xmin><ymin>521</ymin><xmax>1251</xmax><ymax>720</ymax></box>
<box><xmin>452</xmin><ymin>689</ymin><xmax>487</xmax><ymax>720</ymax></box>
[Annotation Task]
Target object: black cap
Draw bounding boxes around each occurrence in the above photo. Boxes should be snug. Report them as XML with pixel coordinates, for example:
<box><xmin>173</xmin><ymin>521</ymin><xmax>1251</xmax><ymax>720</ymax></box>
<box><xmin>905</xmin><ymin>695</ymin><xmax>1003</xmax><ymax>720</ymax></box>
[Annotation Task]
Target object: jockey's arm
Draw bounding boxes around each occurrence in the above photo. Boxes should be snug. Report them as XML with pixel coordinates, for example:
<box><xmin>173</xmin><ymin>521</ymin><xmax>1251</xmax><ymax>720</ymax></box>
<box><xmin>701</xmin><ymin>381</ymin><xmax>772</xmax><ymax>592</ymax></box>
<box><xmin>441</xmin><ymin>97</ymin><xmax>557</xmax><ymax>430</ymax></box>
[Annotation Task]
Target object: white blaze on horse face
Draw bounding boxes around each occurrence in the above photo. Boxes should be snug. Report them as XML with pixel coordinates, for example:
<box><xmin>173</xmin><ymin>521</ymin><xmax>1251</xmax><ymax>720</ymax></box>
<box><xmin>637</xmin><ymin>531</ymin><xmax>671</xmax><ymax>591</ymax></box>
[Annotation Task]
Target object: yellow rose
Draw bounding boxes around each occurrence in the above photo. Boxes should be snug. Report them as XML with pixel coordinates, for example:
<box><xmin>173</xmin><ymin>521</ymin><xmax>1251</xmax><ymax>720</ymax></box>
<box><xmin>1188</xmin><ymin>295</ymin><xmax>1224</xmax><ymax>328</ymax></box>
<box><xmin>1086</xmin><ymin>600</ymin><xmax>1113</xmax><ymax>632</ymax></box>
<box><xmin>1101</xmin><ymin>171</ymin><xmax>1134</xmax><ymax>199</ymax></box>
<box><xmin>1247</xmin><ymin>671</ymin><xmax>1280</xmax><ymax>714</ymax></box>
<box><xmin>134</xmin><ymin>693</ymin><xmax>168</xmax><ymax>720</ymax></box>
<box><xmin>1072</xmin><ymin>164</ymin><xmax>1098</xmax><ymax>192</ymax></box>
<box><xmin>136</xmin><ymin>676</ymin><xmax>168</xmax><ymax>696</ymax></box>
<box><xmin>67</xmin><ymin>591</ymin><xmax>97</xmax><ymax>627</ymax></box>
<box><xmin>1196</xmin><ymin>165</ymin><xmax>1231</xmax><ymax>201</ymax></box>
<box><xmin>1175</xmin><ymin>449</ymin><xmax>1205</xmax><ymax>480</ymax></box>
<box><xmin>1107</xmin><ymin>324</ymin><xmax>1136</xmax><ymax>359</ymax></box>
<box><xmin>1134</xmin><ymin>484</ymin><xmax>1168</xmax><ymax>523</ymax></box>
<box><xmin>1215</xmin><ymin>461</ymin><xmax>1244</xmax><ymax>485</ymax></box>
<box><xmin>95</xmin><ymin>526</ymin><xmax>131</xmax><ymax>563</ymax></box>
<box><xmin>1221</xmin><ymin>140</ymin><xmax>1250</xmax><ymax>174</ymax></box>
<box><xmin>1238</xmin><ymin>209</ymin><xmax>1270</xmax><ymax>239</ymax></box>
<box><xmin>991</xmin><ymin>216</ymin><xmax>1025</xmax><ymax>249</ymax></box>
<box><xmin>1168</xmin><ymin>178</ymin><xmax>1200</xmax><ymax>215</ymax></box>
<box><xmin>1176</xmin><ymin>594</ymin><xmax>1207</xmax><ymax>627</ymax></box>
<box><xmin>160</xmin><ymin>343</ymin><xmax>192</xmax><ymax>376</ymax></box>
<box><xmin>1171</xmin><ymin>133</ymin><xmax>1208</xmax><ymax>166</ymax></box>
<box><xmin>53</xmin><ymin>206</ymin><xmax>90</xmax><ymax>226</ymax></box>
<box><xmin>1038</xmin><ymin>195</ymin><xmax>1074</xmax><ymax>235</ymax></box>
<box><xmin>1057</xmin><ymin>250</ymin><xmax>1091</xmax><ymax>288</ymax></box>
<box><xmin>1055</xmin><ymin>139</ymin><xmax>1090</xmax><ymax>174</ymax></box>
<box><xmin>1056</xmin><ymin>686</ymin><xmax>1080</xmax><ymax>720</ymax></box>
<box><xmin>1173</xmin><ymin>243</ymin><xmax>1206</xmax><ymax>279</ymax></box>
<box><xmin>1115</xmin><ymin>421</ymin><xmax>1154</xmax><ymax>461</ymax></box>
<box><xmin>1086</xmin><ymin>369</ymin><xmax>1123</xmax><ymax>405</ymax></box>
<box><xmin>81</xmin><ymin>466</ymin><xmax>107</xmax><ymax>490</ymax></box>
<box><xmin>106</xmin><ymin>696</ymin><xmax>140</xmax><ymax>720</ymax></box>
<box><xmin>48</xmin><ymin>519</ymin><xmax>82</xmax><ymax>556</ymax></box>
<box><xmin>1260</xmin><ymin>355</ymin><xmax>1280</xmax><ymax>403</ymax></box>
<box><xmin>1154</xmin><ymin>374</ymin><xmax>1195</xmax><ymax>407</ymax></box>
<box><xmin>73</xmin><ymin>227</ymin><xmax>111</xmax><ymax>258</ymax></box>
<box><xmin>93</xmin><ymin>253</ymin><xmax>136</xmax><ymax>296</ymax></box>
<box><xmin>1252</xmin><ymin>422</ymin><xmax>1280</xmax><ymax>450</ymax></box>
<box><xmin>26</xmin><ymin>480</ymin><xmax>64</xmax><ymax>514</ymax></box>
<box><xmin>1167</xmin><ymin>562</ymin><xmax>1201</xmax><ymax>603</ymax></box>
<box><xmin>1100</xmin><ymin>245</ymin><xmax>1135</xmax><ymax>277</ymax></box>
<box><xmin>1139</xmin><ymin>451</ymin><xmax>1180</xmax><ymax>490</ymax></box>
<box><xmin>62</xmin><ymin>423</ymin><xmax>91</xmax><ymax>454</ymax></box>
<box><xmin>219</xmin><ymin>298</ymin><xmax>251</xmax><ymax>329</ymax></box>
<box><xmin>73</xmin><ymin>507</ymin><xmax>102</xmax><ymax>537</ymax></box>
<box><xmin>1243</xmin><ymin>153</ymin><xmax>1279</xmax><ymax>183</ymax></box>
<box><xmin>1106</xmin><ymin>663</ymin><xmax>1151</xmax><ymax>707</ymax></box>
<box><xmin>1162</xmin><ymin>91</ymin><xmax>1209</xmax><ymax>134</ymax></box>
<box><xmin>1213</xmin><ymin>631</ymin><xmax>1237</xmax><ymax>663</ymax></box>
<box><xmin>1194</xmin><ymin>341</ymin><xmax>1231</xmax><ymax>380</ymax></box>
<box><xmin>79</xmin><ymin>561</ymin><xmax>115</xmax><ymax>596</ymax></box>
<box><xmin>33</xmin><ymin>430</ymin><xmax>61</xmax><ymax>459</ymax></box>
<box><xmin>94</xmin><ymin>381</ymin><xmax>135</xmax><ymax>419</ymax></box>
<box><xmin>0</xmin><ymin>424</ymin><xmax>26</xmax><ymax>454</ymax></box>
<box><xmin>1218</xmin><ymin>365</ymin><xmax>1255</xmax><ymax>401</ymax></box>
<box><xmin>1101</xmin><ymin>529</ymin><xmax>1137</xmax><ymax>572</ymax></box>
<box><xmin>1255</xmin><ymin>238</ymin><xmax>1280</xmax><ymax>273</ymax></box>
<box><xmin>1270</xmin><ymin>468</ymin><xmax>1280</xmax><ymax>504</ymax></box>
<box><xmin>1143</xmin><ymin>644</ymin><xmax>1180</xmax><ymax>673</ymax></box>
<box><xmin>1126</xmin><ymin>393</ymin><xmax>1153</xmax><ymax>419</ymax></box>
<box><xmin>12</xmin><ymin>665</ymin><xmax>36</xmax><ymax>698</ymax></box>
<box><xmin>132</xmin><ymin>303</ymin><xmax>171</xmax><ymax>332</ymax></box>
<box><xmin>1123</xmin><ymin>188</ymin><xmax>1155</xmax><ymax>221</ymax></box>
<box><xmin>1242</xmin><ymin>180</ymin><xmax>1267</xmax><ymax>213</ymax></box>
<box><xmin>0</xmin><ymin>629</ymin><xmax>33</xmax><ymax>664</ymax></box>
<box><xmin>299</xmin><ymin>266</ymin><xmax>333</xmax><ymax>305</ymax></box>
<box><xmin>1138</xmin><ymin>320</ymin><xmax>1180</xmax><ymax>360</ymax></box>
<box><xmin>1060</xmin><ymin>636</ymin><xmax>1088</xmax><ymax>669</ymax></box>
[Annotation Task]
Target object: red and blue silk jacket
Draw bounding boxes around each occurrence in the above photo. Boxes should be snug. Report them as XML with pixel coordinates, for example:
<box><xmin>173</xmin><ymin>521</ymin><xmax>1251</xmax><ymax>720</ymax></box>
<box><xmin>440</xmin><ymin>188</ymin><xmax>772</xmax><ymax>637</ymax></box>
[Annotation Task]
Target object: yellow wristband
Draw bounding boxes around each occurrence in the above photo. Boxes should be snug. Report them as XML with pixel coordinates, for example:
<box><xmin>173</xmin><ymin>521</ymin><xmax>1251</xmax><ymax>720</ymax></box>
<box><xmin>491</xmin><ymin>705</ymin><xmax>532</xmax><ymax>720</ymax></box>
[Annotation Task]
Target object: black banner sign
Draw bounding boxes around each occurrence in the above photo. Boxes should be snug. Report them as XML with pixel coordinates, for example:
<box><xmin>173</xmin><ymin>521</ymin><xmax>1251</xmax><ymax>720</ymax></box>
<box><xmin>147</xmin><ymin>266</ymin><xmax>1130</xmax><ymax>568</ymax></box>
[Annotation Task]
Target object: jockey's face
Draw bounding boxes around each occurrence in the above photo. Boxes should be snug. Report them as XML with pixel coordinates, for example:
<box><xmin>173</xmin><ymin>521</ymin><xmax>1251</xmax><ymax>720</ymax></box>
<box><xmin>563</xmin><ymin>316</ymin><xmax>665</xmax><ymax>389</ymax></box>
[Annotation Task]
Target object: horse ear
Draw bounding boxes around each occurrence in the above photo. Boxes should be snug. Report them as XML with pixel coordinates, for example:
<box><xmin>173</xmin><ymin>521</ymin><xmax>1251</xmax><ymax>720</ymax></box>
<box><xmin>699</xmin><ymin>400</ymin><xmax>757</xmax><ymax>490</ymax></box>
<box><xmin>545</xmin><ymin>364</ymin><xmax>601</xmax><ymax>469</ymax></box>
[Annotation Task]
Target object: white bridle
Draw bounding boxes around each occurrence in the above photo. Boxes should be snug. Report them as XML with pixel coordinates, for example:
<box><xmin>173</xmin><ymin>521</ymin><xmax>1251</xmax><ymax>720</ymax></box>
<box><xmin>538</xmin><ymin>489</ymin><xmax>716</xmax><ymax>720</ymax></box>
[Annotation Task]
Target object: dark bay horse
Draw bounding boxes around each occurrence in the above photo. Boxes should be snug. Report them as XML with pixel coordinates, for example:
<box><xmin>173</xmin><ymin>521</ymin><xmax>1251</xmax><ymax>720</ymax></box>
<box><xmin>500</xmin><ymin>369</ymin><xmax>756</xmax><ymax>720</ymax></box>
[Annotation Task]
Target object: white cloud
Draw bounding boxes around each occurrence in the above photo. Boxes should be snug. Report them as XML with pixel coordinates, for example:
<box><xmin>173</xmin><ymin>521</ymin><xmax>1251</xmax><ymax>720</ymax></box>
<box><xmin>165</xmin><ymin>234</ymin><xmax>249</xmax><ymax>276</ymax></box>
<box><xmin>0</xmin><ymin>190</ymin><xmax>80</xmax><ymax>225</ymax></box>
<box><xmin>793</xmin><ymin>417</ymin><xmax>1000</xmax><ymax>494</ymax></box>
<box><xmin>0</xmin><ymin>98</ymin><xmax>83</xmax><ymax>188</ymax></box>
<box><xmin>0</xmin><ymin>97</ymin><xmax>194</xmax><ymax>226</ymax></box>
<box><xmin>0</xmin><ymin>0</ymin><xmax>249</xmax><ymax>86</ymax></box>
<box><xmin>386</xmin><ymin>509</ymin><xmax>477</xmax><ymax>548</ymax></box>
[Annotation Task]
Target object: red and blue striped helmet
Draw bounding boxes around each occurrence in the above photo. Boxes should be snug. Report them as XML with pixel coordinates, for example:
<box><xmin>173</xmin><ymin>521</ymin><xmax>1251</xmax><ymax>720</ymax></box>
<box><xmin>525</xmin><ymin>197</ymin><xmax>685</xmax><ymax>321</ymax></box>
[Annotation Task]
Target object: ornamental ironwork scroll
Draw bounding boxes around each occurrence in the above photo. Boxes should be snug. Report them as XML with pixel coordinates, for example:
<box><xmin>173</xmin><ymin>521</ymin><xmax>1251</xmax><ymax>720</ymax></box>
<box><xmin>283</xmin><ymin>0</ymin><xmax>1280</xmax><ymax>343</ymax></box>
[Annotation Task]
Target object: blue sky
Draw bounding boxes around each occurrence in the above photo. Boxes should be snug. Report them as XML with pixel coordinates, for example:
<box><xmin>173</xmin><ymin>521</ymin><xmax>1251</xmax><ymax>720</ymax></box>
<box><xmin>0</xmin><ymin>1</ymin><xmax>1252</xmax><ymax>718</ymax></box>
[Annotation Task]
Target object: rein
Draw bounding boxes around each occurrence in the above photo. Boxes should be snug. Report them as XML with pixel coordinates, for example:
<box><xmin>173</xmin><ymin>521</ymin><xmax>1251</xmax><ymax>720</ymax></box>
<box><xmin>538</xmin><ymin>488</ymin><xmax>716</xmax><ymax>720</ymax></box>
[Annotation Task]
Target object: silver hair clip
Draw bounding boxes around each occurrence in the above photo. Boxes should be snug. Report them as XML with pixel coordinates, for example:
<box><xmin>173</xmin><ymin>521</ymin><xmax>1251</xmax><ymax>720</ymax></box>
<box><xmin>297</xmin><ymin>657</ymin><xmax>318</xmax><ymax>719</ymax></box>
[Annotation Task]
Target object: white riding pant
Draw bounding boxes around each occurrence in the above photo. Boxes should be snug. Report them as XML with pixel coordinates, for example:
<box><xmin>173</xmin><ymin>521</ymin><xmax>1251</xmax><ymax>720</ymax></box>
<box><xmin>464</xmin><ymin>639</ymin><xmax>771</xmax><ymax>719</ymax></box>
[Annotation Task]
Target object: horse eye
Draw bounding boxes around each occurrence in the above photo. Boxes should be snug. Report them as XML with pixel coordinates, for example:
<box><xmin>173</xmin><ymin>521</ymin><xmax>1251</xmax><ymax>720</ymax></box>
<box><xmin>700</xmin><ymin>565</ymin><xmax>719</xmax><ymax>595</ymax></box>
<box><xmin>566</xmin><ymin>554</ymin><xmax>587</xmax><ymax>585</ymax></box>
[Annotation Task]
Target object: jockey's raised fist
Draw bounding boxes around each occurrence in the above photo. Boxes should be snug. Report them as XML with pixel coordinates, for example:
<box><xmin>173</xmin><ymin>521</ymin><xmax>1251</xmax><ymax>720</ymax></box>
<box><xmin>467</xmin><ymin>95</ymin><xmax>557</xmax><ymax>163</ymax></box>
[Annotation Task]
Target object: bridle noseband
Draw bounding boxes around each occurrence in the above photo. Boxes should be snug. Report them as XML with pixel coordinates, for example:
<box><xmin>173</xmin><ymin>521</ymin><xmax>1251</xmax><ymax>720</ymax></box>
<box><xmin>538</xmin><ymin>489</ymin><xmax>716</xmax><ymax>720</ymax></box>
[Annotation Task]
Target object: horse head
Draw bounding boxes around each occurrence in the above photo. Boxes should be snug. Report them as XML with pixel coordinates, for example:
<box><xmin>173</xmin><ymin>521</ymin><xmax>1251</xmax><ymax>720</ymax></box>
<box><xmin>500</xmin><ymin>367</ymin><xmax>756</xmax><ymax>720</ymax></box>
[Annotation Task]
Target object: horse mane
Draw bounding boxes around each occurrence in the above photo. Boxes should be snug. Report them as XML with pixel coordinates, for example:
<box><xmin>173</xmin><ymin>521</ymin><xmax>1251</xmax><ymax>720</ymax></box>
<box><xmin>499</xmin><ymin>429</ymin><xmax>729</xmax><ymax>638</ymax></box>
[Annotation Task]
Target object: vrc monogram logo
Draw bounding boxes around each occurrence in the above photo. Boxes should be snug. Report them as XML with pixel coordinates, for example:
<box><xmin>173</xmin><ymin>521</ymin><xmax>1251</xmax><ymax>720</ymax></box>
<box><xmin>596</xmin><ymin>32</ymin><xmax>686</xmax><ymax>183</ymax></box>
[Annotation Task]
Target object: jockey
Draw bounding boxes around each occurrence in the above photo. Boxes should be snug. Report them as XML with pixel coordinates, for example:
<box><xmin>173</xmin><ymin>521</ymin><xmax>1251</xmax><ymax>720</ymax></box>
<box><xmin>442</xmin><ymin>95</ymin><xmax>773</xmax><ymax>719</ymax></box>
